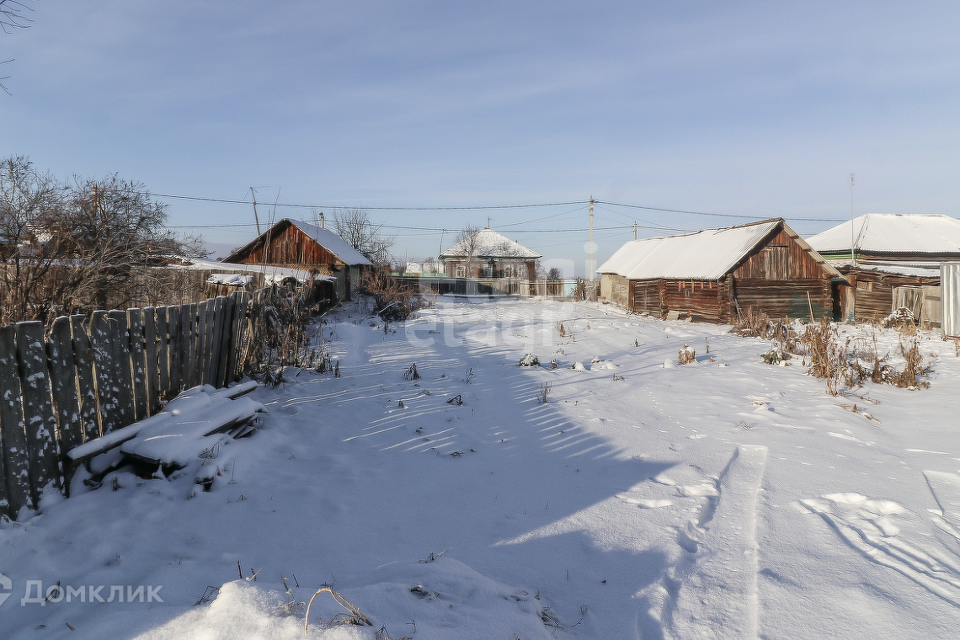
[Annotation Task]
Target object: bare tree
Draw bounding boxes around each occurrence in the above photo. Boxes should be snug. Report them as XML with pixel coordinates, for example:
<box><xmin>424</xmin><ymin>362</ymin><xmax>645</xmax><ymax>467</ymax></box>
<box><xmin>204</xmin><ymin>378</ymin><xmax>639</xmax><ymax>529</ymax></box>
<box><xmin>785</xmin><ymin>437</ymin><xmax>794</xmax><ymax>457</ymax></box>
<box><xmin>1</xmin><ymin>0</ymin><xmax>34</xmax><ymax>94</ymax></box>
<box><xmin>451</xmin><ymin>224</ymin><xmax>481</xmax><ymax>277</ymax></box>
<box><xmin>332</xmin><ymin>207</ymin><xmax>394</xmax><ymax>266</ymax></box>
<box><xmin>0</xmin><ymin>157</ymin><xmax>206</xmax><ymax>321</ymax></box>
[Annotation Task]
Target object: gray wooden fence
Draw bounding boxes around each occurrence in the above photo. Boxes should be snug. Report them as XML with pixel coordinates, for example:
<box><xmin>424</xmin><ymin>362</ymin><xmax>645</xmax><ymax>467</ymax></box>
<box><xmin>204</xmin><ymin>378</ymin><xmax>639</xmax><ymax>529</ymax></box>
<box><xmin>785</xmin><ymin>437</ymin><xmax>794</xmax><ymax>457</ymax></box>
<box><xmin>0</xmin><ymin>290</ymin><xmax>253</xmax><ymax>520</ymax></box>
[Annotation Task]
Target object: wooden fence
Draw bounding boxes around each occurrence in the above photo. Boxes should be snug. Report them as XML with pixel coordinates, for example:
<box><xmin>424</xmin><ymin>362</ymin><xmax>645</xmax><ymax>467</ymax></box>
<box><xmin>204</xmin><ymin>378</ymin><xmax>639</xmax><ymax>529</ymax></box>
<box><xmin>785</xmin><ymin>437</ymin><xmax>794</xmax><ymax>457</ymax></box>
<box><xmin>0</xmin><ymin>290</ymin><xmax>256</xmax><ymax>521</ymax></box>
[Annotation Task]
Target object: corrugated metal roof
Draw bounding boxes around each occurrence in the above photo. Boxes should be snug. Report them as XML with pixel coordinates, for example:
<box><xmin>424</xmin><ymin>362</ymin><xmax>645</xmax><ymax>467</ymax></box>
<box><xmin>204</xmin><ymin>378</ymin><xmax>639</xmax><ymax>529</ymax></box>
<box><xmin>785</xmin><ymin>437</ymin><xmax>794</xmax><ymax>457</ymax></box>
<box><xmin>287</xmin><ymin>219</ymin><xmax>374</xmax><ymax>266</ymax></box>
<box><xmin>598</xmin><ymin>220</ymin><xmax>786</xmax><ymax>280</ymax></box>
<box><xmin>807</xmin><ymin>214</ymin><xmax>960</xmax><ymax>255</ymax></box>
<box><xmin>440</xmin><ymin>227</ymin><xmax>541</xmax><ymax>259</ymax></box>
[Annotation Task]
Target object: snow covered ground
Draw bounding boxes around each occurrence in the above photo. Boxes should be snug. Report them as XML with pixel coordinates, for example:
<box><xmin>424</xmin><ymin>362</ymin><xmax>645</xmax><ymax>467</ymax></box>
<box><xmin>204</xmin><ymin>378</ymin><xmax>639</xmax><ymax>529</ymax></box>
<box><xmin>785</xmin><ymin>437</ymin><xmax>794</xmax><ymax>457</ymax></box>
<box><xmin>2</xmin><ymin>296</ymin><xmax>960</xmax><ymax>639</ymax></box>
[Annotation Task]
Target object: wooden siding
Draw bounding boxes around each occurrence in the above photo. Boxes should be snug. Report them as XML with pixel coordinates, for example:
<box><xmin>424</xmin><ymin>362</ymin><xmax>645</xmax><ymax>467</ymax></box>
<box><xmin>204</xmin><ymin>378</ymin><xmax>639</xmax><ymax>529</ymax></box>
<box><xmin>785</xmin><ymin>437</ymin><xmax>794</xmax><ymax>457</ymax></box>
<box><xmin>732</xmin><ymin>229</ymin><xmax>829</xmax><ymax>280</ymax></box>
<box><xmin>731</xmin><ymin>278</ymin><xmax>833</xmax><ymax>321</ymax></box>
<box><xmin>232</xmin><ymin>222</ymin><xmax>345</xmax><ymax>269</ymax></box>
<box><xmin>843</xmin><ymin>270</ymin><xmax>940</xmax><ymax>322</ymax></box>
<box><xmin>624</xmin><ymin>224</ymin><xmax>835</xmax><ymax>322</ymax></box>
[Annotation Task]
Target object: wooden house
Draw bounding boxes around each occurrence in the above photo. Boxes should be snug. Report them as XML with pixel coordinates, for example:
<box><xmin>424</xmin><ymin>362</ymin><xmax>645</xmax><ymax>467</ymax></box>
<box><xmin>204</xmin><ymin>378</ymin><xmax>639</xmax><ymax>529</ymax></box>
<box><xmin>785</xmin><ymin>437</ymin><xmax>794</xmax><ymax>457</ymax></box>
<box><xmin>807</xmin><ymin>214</ymin><xmax>960</xmax><ymax>322</ymax></box>
<box><xmin>438</xmin><ymin>228</ymin><xmax>541</xmax><ymax>280</ymax></box>
<box><xmin>598</xmin><ymin>219</ymin><xmax>843</xmax><ymax>323</ymax></box>
<box><xmin>223</xmin><ymin>218</ymin><xmax>372</xmax><ymax>300</ymax></box>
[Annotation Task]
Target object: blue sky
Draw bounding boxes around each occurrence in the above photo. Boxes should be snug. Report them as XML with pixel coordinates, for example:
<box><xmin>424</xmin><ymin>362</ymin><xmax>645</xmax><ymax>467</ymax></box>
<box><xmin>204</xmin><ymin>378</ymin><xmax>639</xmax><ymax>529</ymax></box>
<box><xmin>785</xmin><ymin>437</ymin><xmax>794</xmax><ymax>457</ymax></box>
<box><xmin>4</xmin><ymin>1</ymin><xmax>959</xmax><ymax>274</ymax></box>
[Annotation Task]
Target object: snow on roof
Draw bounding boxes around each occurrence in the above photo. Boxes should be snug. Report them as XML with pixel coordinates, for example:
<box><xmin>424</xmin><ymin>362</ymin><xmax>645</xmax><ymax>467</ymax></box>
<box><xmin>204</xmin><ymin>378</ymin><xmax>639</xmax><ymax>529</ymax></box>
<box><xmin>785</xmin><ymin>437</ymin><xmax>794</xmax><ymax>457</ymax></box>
<box><xmin>206</xmin><ymin>273</ymin><xmax>253</xmax><ymax>286</ymax></box>
<box><xmin>827</xmin><ymin>259</ymin><xmax>942</xmax><ymax>278</ymax></box>
<box><xmin>440</xmin><ymin>228</ymin><xmax>541</xmax><ymax>260</ymax></box>
<box><xmin>177</xmin><ymin>258</ymin><xmax>336</xmax><ymax>285</ymax></box>
<box><xmin>599</xmin><ymin>219</ymin><xmax>824</xmax><ymax>280</ymax></box>
<box><xmin>286</xmin><ymin>219</ymin><xmax>374</xmax><ymax>266</ymax></box>
<box><xmin>807</xmin><ymin>214</ymin><xmax>960</xmax><ymax>256</ymax></box>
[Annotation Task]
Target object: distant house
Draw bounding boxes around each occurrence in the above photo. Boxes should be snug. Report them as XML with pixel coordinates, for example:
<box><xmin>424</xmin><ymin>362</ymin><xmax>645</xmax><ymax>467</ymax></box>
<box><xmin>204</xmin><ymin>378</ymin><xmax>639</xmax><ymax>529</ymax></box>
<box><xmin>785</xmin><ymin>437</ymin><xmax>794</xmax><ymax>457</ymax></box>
<box><xmin>806</xmin><ymin>214</ymin><xmax>960</xmax><ymax>322</ymax></box>
<box><xmin>439</xmin><ymin>228</ymin><xmax>541</xmax><ymax>280</ymax></box>
<box><xmin>598</xmin><ymin>218</ymin><xmax>842</xmax><ymax>323</ymax></box>
<box><xmin>222</xmin><ymin>218</ymin><xmax>373</xmax><ymax>300</ymax></box>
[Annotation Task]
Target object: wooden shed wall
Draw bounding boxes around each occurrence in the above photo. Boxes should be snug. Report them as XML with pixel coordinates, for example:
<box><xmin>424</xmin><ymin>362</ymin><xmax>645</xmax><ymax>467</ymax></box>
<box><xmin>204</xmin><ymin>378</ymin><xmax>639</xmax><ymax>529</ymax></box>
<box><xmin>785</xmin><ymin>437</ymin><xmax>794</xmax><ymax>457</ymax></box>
<box><xmin>731</xmin><ymin>229</ymin><xmax>829</xmax><ymax>280</ymax></box>
<box><xmin>845</xmin><ymin>270</ymin><xmax>940</xmax><ymax>322</ymax></box>
<box><xmin>731</xmin><ymin>278</ymin><xmax>833</xmax><ymax>321</ymax></box>
<box><xmin>232</xmin><ymin>224</ymin><xmax>344</xmax><ymax>268</ymax></box>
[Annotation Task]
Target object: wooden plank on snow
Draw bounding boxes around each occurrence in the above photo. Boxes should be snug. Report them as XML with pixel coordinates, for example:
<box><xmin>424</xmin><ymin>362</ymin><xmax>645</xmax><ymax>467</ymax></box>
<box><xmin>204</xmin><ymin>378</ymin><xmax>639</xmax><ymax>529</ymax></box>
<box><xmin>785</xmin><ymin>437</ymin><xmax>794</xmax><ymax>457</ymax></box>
<box><xmin>127</xmin><ymin>308</ymin><xmax>148</xmax><ymax>421</ymax></box>
<box><xmin>70</xmin><ymin>315</ymin><xmax>101</xmax><ymax>441</ymax></box>
<box><xmin>0</xmin><ymin>325</ymin><xmax>33</xmax><ymax>516</ymax></box>
<box><xmin>16</xmin><ymin>322</ymin><xmax>61</xmax><ymax>498</ymax></box>
<box><xmin>47</xmin><ymin>316</ymin><xmax>84</xmax><ymax>454</ymax></box>
<box><xmin>108</xmin><ymin>310</ymin><xmax>136</xmax><ymax>429</ymax></box>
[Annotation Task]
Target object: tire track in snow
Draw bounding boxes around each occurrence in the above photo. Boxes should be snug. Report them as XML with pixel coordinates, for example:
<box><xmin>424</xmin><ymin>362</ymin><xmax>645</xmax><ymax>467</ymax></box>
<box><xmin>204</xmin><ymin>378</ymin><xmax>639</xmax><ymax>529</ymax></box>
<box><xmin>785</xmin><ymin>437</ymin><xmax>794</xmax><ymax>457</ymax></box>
<box><xmin>659</xmin><ymin>444</ymin><xmax>768</xmax><ymax>640</ymax></box>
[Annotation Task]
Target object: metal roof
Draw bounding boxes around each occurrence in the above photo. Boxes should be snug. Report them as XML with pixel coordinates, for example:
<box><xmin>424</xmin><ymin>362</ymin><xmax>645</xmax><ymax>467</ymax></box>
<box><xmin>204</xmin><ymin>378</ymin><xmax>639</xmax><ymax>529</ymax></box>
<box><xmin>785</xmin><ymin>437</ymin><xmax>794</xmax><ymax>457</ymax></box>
<box><xmin>439</xmin><ymin>227</ymin><xmax>541</xmax><ymax>260</ymax></box>
<box><xmin>807</xmin><ymin>214</ymin><xmax>960</xmax><ymax>256</ymax></box>
<box><xmin>598</xmin><ymin>219</ymin><xmax>841</xmax><ymax>280</ymax></box>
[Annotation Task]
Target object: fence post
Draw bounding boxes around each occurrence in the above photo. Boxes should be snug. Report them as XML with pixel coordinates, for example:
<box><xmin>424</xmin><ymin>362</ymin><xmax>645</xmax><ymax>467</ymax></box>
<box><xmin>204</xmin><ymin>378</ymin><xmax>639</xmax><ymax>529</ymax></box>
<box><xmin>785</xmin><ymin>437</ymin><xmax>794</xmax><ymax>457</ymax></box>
<box><xmin>127</xmin><ymin>308</ymin><xmax>148</xmax><ymax>421</ymax></box>
<box><xmin>155</xmin><ymin>307</ymin><xmax>170</xmax><ymax>402</ymax></box>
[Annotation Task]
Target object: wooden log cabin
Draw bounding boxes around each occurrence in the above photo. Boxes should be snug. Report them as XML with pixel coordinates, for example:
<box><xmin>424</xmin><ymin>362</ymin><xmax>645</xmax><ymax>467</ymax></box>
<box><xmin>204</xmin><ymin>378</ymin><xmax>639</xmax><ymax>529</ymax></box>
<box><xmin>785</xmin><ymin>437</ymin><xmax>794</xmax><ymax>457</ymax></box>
<box><xmin>598</xmin><ymin>219</ymin><xmax>844</xmax><ymax>323</ymax></box>
<box><xmin>222</xmin><ymin>218</ymin><xmax>373</xmax><ymax>301</ymax></box>
<box><xmin>807</xmin><ymin>213</ymin><xmax>960</xmax><ymax>322</ymax></box>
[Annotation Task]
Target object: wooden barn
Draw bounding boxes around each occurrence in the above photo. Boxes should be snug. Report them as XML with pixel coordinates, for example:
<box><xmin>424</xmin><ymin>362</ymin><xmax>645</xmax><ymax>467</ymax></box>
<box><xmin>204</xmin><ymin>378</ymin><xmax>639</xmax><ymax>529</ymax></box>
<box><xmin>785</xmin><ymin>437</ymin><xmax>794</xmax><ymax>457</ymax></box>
<box><xmin>598</xmin><ymin>218</ymin><xmax>843</xmax><ymax>323</ymax></box>
<box><xmin>223</xmin><ymin>218</ymin><xmax>373</xmax><ymax>300</ymax></box>
<box><xmin>806</xmin><ymin>213</ymin><xmax>960</xmax><ymax>322</ymax></box>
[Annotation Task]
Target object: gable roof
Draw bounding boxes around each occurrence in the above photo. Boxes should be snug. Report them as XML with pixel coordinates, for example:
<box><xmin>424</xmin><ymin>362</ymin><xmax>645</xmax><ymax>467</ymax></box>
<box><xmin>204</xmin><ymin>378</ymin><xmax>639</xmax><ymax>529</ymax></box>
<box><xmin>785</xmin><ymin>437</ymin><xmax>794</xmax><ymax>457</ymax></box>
<box><xmin>807</xmin><ymin>213</ymin><xmax>960</xmax><ymax>257</ymax></box>
<box><xmin>224</xmin><ymin>218</ymin><xmax>373</xmax><ymax>267</ymax></box>
<box><xmin>439</xmin><ymin>227</ymin><xmax>541</xmax><ymax>260</ymax></box>
<box><xmin>598</xmin><ymin>219</ymin><xmax>840</xmax><ymax>280</ymax></box>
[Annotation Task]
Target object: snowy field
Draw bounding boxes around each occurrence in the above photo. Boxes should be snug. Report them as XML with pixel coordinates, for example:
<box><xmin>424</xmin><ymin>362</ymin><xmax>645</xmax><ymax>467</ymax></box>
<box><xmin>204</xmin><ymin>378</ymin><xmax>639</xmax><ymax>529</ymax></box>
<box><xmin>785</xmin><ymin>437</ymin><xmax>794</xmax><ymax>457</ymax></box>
<box><xmin>2</xmin><ymin>296</ymin><xmax>960</xmax><ymax>639</ymax></box>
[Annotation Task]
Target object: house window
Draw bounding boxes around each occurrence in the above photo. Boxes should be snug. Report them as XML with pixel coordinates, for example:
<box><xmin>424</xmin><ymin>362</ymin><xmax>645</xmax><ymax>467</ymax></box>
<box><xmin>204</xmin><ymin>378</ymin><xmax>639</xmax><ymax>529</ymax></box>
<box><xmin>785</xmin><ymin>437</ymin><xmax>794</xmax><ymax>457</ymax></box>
<box><xmin>503</xmin><ymin>265</ymin><xmax>514</xmax><ymax>278</ymax></box>
<box><xmin>482</xmin><ymin>264</ymin><xmax>493</xmax><ymax>278</ymax></box>
<box><xmin>455</xmin><ymin>265</ymin><xmax>466</xmax><ymax>278</ymax></box>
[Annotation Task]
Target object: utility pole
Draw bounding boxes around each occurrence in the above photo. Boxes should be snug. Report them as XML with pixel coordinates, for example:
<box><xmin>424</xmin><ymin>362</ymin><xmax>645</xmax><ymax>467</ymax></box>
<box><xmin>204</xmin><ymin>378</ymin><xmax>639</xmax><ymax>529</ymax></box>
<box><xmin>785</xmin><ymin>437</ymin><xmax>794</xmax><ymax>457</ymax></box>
<box><xmin>589</xmin><ymin>196</ymin><xmax>595</xmax><ymax>298</ymax></box>
<box><xmin>633</xmin><ymin>221</ymin><xmax>637</xmax><ymax>240</ymax></box>
<box><xmin>849</xmin><ymin>173</ymin><xmax>856</xmax><ymax>265</ymax></box>
<box><xmin>319</xmin><ymin>211</ymin><xmax>325</xmax><ymax>229</ymax></box>
<box><xmin>250</xmin><ymin>187</ymin><xmax>261</xmax><ymax>235</ymax></box>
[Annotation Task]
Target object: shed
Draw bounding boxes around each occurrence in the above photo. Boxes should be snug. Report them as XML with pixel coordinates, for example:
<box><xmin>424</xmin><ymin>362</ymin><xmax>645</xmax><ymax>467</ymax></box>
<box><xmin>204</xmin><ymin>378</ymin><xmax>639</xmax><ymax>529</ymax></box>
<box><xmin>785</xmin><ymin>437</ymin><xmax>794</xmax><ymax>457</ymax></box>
<box><xmin>806</xmin><ymin>214</ymin><xmax>960</xmax><ymax>322</ymax></box>
<box><xmin>598</xmin><ymin>219</ymin><xmax>842</xmax><ymax>323</ymax></box>
<box><xmin>223</xmin><ymin>218</ymin><xmax>372</xmax><ymax>300</ymax></box>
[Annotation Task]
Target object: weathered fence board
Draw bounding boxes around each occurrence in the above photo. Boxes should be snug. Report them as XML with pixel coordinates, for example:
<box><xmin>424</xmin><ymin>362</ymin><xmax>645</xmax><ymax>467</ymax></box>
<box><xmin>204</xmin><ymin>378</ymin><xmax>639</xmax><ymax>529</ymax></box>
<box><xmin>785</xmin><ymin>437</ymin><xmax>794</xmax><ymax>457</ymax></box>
<box><xmin>216</xmin><ymin>295</ymin><xmax>235</xmax><ymax>387</ymax></box>
<box><xmin>156</xmin><ymin>306</ymin><xmax>169</xmax><ymax>399</ymax></box>
<box><xmin>182</xmin><ymin>303</ymin><xmax>197</xmax><ymax>389</ymax></box>
<box><xmin>107</xmin><ymin>311</ymin><xmax>136</xmax><ymax>430</ymax></box>
<box><xmin>0</xmin><ymin>325</ymin><xmax>32</xmax><ymax>515</ymax></box>
<box><xmin>90</xmin><ymin>312</ymin><xmax>121</xmax><ymax>434</ymax></box>
<box><xmin>47</xmin><ymin>317</ymin><xmax>83</xmax><ymax>454</ymax></box>
<box><xmin>208</xmin><ymin>296</ymin><xmax>225</xmax><ymax>387</ymax></box>
<box><xmin>144</xmin><ymin>307</ymin><xmax>160</xmax><ymax>412</ymax></box>
<box><xmin>16</xmin><ymin>322</ymin><xmax>61</xmax><ymax>501</ymax></box>
<box><xmin>127</xmin><ymin>308</ymin><xmax>148</xmax><ymax>421</ymax></box>
<box><xmin>167</xmin><ymin>305</ymin><xmax>182</xmax><ymax>395</ymax></box>
<box><xmin>70</xmin><ymin>315</ymin><xmax>101</xmax><ymax>441</ymax></box>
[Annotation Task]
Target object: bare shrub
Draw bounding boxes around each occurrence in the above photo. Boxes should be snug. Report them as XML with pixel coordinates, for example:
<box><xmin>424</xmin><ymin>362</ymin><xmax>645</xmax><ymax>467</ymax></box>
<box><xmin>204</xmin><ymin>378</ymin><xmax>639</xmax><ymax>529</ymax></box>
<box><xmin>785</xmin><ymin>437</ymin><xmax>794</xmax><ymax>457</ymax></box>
<box><xmin>360</xmin><ymin>268</ymin><xmax>433</xmax><ymax>322</ymax></box>
<box><xmin>678</xmin><ymin>344</ymin><xmax>696</xmax><ymax>364</ymax></box>
<box><xmin>538</xmin><ymin>382</ymin><xmax>552</xmax><ymax>403</ymax></box>
<box><xmin>403</xmin><ymin>363</ymin><xmax>421</xmax><ymax>381</ymax></box>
